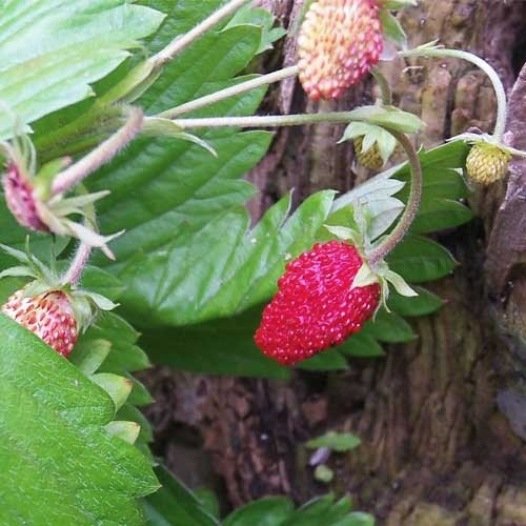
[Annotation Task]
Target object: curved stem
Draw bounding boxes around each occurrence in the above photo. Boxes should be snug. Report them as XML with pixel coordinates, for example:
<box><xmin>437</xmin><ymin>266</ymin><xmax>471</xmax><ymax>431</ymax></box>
<box><xmin>151</xmin><ymin>0</ymin><xmax>251</xmax><ymax>67</ymax></box>
<box><xmin>158</xmin><ymin>65</ymin><xmax>299</xmax><ymax>119</ymax></box>
<box><xmin>372</xmin><ymin>68</ymin><xmax>392</xmax><ymax>106</ymax></box>
<box><xmin>400</xmin><ymin>46</ymin><xmax>507</xmax><ymax>141</ymax></box>
<box><xmin>367</xmin><ymin>131</ymin><xmax>422</xmax><ymax>266</ymax></box>
<box><xmin>172</xmin><ymin>111</ymin><xmax>358</xmax><ymax>129</ymax></box>
<box><xmin>62</xmin><ymin>241</ymin><xmax>92</xmax><ymax>285</ymax></box>
<box><xmin>51</xmin><ymin>108</ymin><xmax>143</xmax><ymax>196</ymax></box>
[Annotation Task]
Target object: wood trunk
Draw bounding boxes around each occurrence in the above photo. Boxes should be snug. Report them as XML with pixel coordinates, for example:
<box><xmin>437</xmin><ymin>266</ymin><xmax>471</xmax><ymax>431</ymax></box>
<box><xmin>143</xmin><ymin>2</ymin><xmax>526</xmax><ymax>524</ymax></box>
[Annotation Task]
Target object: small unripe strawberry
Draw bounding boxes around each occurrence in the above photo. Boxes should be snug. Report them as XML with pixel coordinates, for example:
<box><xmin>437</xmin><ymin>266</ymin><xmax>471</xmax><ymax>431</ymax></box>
<box><xmin>2</xmin><ymin>162</ymin><xmax>48</xmax><ymax>232</ymax></box>
<box><xmin>2</xmin><ymin>288</ymin><xmax>78</xmax><ymax>357</ymax></box>
<box><xmin>298</xmin><ymin>0</ymin><xmax>383</xmax><ymax>101</ymax></box>
<box><xmin>353</xmin><ymin>136</ymin><xmax>384</xmax><ymax>170</ymax></box>
<box><xmin>254</xmin><ymin>241</ymin><xmax>380</xmax><ymax>365</ymax></box>
<box><xmin>465</xmin><ymin>142</ymin><xmax>511</xmax><ymax>185</ymax></box>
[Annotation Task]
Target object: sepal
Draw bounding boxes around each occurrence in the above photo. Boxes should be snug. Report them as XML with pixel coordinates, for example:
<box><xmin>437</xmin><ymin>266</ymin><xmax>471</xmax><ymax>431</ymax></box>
<box><xmin>91</xmin><ymin>372</ymin><xmax>133</xmax><ymax>412</ymax></box>
<box><xmin>340</xmin><ymin>121</ymin><xmax>398</xmax><ymax>165</ymax></box>
<box><xmin>105</xmin><ymin>421</ymin><xmax>141</xmax><ymax>445</ymax></box>
<box><xmin>345</xmin><ymin>104</ymin><xmax>424</xmax><ymax>134</ymax></box>
<box><xmin>352</xmin><ymin>262</ymin><xmax>380</xmax><ymax>288</ymax></box>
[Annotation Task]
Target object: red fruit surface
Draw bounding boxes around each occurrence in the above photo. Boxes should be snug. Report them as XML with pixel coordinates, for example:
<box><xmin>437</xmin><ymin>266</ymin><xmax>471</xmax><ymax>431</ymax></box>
<box><xmin>297</xmin><ymin>0</ymin><xmax>383</xmax><ymax>101</ymax></box>
<box><xmin>2</xmin><ymin>162</ymin><xmax>48</xmax><ymax>232</ymax></box>
<box><xmin>255</xmin><ymin>241</ymin><xmax>380</xmax><ymax>365</ymax></box>
<box><xmin>2</xmin><ymin>289</ymin><xmax>78</xmax><ymax>357</ymax></box>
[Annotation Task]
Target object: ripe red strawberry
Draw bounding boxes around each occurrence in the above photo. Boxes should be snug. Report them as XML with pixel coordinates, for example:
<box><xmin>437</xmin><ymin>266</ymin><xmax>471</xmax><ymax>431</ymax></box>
<box><xmin>2</xmin><ymin>288</ymin><xmax>78</xmax><ymax>357</ymax></box>
<box><xmin>297</xmin><ymin>0</ymin><xmax>384</xmax><ymax>101</ymax></box>
<box><xmin>2</xmin><ymin>162</ymin><xmax>48</xmax><ymax>232</ymax></box>
<box><xmin>255</xmin><ymin>241</ymin><xmax>380</xmax><ymax>365</ymax></box>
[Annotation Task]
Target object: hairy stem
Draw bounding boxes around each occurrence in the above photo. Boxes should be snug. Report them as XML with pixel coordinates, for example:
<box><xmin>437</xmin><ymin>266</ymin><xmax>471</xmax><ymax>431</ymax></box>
<box><xmin>400</xmin><ymin>46</ymin><xmax>507</xmax><ymax>141</ymax></box>
<box><xmin>62</xmin><ymin>241</ymin><xmax>92</xmax><ymax>285</ymax></box>
<box><xmin>172</xmin><ymin>111</ymin><xmax>360</xmax><ymax>129</ymax></box>
<box><xmin>151</xmin><ymin>0</ymin><xmax>251</xmax><ymax>68</ymax></box>
<box><xmin>367</xmin><ymin>131</ymin><xmax>422</xmax><ymax>265</ymax></box>
<box><xmin>51</xmin><ymin>108</ymin><xmax>143</xmax><ymax>196</ymax></box>
<box><xmin>158</xmin><ymin>65</ymin><xmax>299</xmax><ymax>119</ymax></box>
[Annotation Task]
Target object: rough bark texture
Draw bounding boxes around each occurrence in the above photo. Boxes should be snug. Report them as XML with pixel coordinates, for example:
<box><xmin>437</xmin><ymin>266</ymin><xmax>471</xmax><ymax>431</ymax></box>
<box><xmin>143</xmin><ymin>1</ymin><xmax>526</xmax><ymax>524</ymax></box>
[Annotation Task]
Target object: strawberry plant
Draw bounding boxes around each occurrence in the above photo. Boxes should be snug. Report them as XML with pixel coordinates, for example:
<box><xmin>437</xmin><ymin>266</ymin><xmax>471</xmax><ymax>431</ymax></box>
<box><xmin>0</xmin><ymin>0</ymin><xmax>521</xmax><ymax>524</ymax></box>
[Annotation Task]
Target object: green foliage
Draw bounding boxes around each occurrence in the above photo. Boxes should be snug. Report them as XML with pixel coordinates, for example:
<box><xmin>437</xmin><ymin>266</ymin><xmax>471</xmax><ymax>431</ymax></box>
<box><xmin>145</xmin><ymin>467</ymin><xmax>375</xmax><ymax>526</ymax></box>
<box><xmin>0</xmin><ymin>0</ymin><xmax>163</xmax><ymax>139</ymax></box>
<box><xmin>0</xmin><ymin>315</ymin><xmax>159</xmax><ymax>525</ymax></box>
<box><xmin>143</xmin><ymin>467</ymin><xmax>220</xmax><ymax>526</ymax></box>
<box><xmin>226</xmin><ymin>495</ymin><xmax>374</xmax><ymax>526</ymax></box>
<box><xmin>141</xmin><ymin>142</ymin><xmax>470</xmax><ymax>376</ymax></box>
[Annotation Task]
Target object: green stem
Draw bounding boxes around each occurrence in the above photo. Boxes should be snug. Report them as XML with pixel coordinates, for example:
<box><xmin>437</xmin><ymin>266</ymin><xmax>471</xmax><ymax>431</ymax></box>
<box><xmin>172</xmin><ymin>111</ymin><xmax>358</xmax><ymax>129</ymax></box>
<box><xmin>400</xmin><ymin>46</ymin><xmax>507</xmax><ymax>141</ymax></box>
<box><xmin>151</xmin><ymin>0</ymin><xmax>251</xmax><ymax>67</ymax></box>
<box><xmin>366</xmin><ymin>131</ymin><xmax>422</xmax><ymax>265</ymax></box>
<box><xmin>372</xmin><ymin>68</ymin><xmax>392</xmax><ymax>106</ymax></box>
<box><xmin>63</xmin><ymin>241</ymin><xmax>92</xmax><ymax>285</ymax></box>
<box><xmin>158</xmin><ymin>65</ymin><xmax>299</xmax><ymax>119</ymax></box>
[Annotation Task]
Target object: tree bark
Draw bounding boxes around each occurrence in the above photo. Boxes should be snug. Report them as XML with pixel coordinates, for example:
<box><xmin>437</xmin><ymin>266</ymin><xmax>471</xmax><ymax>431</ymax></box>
<box><xmin>143</xmin><ymin>1</ymin><xmax>526</xmax><ymax>524</ymax></box>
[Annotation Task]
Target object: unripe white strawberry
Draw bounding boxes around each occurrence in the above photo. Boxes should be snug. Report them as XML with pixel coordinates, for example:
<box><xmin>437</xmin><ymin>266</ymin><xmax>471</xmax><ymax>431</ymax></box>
<box><xmin>2</xmin><ymin>288</ymin><xmax>78</xmax><ymax>357</ymax></box>
<box><xmin>465</xmin><ymin>142</ymin><xmax>511</xmax><ymax>185</ymax></box>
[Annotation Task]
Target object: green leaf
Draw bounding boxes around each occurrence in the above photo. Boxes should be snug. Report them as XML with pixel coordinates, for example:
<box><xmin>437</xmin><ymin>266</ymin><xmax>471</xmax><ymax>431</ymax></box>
<box><xmin>387</xmin><ymin>235</ymin><xmax>458</xmax><ymax>283</ymax></box>
<box><xmin>305</xmin><ymin>431</ymin><xmax>362</xmax><ymax>452</ymax></box>
<box><xmin>0</xmin><ymin>314</ymin><xmax>159</xmax><ymax>525</ymax></box>
<box><xmin>225</xmin><ymin>5</ymin><xmax>287</xmax><ymax>53</ymax></box>
<box><xmin>144</xmin><ymin>466</ymin><xmax>220</xmax><ymax>526</ymax></box>
<box><xmin>223</xmin><ymin>497</ymin><xmax>294</xmax><ymax>526</ymax></box>
<box><xmin>337</xmin><ymin>332</ymin><xmax>385</xmax><ymax>358</ymax></box>
<box><xmin>67</xmin><ymin>4</ymin><xmax>329</xmax><ymax>330</ymax></box>
<box><xmin>411</xmin><ymin>199</ymin><xmax>474</xmax><ymax>234</ymax></box>
<box><xmin>0</xmin><ymin>0</ymin><xmax>164</xmax><ymax>139</ymax></box>
<box><xmin>282</xmin><ymin>495</ymin><xmax>374</xmax><ymax>526</ymax></box>
<box><xmin>299</xmin><ymin>350</ymin><xmax>349</xmax><ymax>371</ymax></box>
<box><xmin>362</xmin><ymin>309</ymin><xmax>416</xmax><ymax>343</ymax></box>
<box><xmin>387</xmin><ymin>286</ymin><xmax>443</xmax><ymax>317</ymax></box>
<box><xmin>109</xmin><ymin>190</ymin><xmax>334</xmax><ymax>327</ymax></box>
<box><xmin>142</xmin><ymin>306</ymin><xmax>289</xmax><ymax>380</ymax></box>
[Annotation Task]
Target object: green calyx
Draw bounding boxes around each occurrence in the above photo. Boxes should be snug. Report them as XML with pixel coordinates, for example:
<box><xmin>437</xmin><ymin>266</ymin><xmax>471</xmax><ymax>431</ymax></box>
<box><xmin>325</xmin><ymin>205</ymin><xmax>417</xmax><ymax>311</ymax></box>
<box><xmin>343</xmin><ymin>122</ymin><xmax>398</xmax><ymax>169</ymax></box>
<box><xmin>0</xmin><ymin>242</ymin><xmax>117</xmax><ymax>334</ymax></box>
<box><xmin>2</xmin><ymin>134</ymin><xmax>122</xmax><ymax>259</ymax></box>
